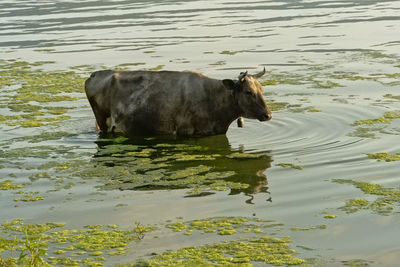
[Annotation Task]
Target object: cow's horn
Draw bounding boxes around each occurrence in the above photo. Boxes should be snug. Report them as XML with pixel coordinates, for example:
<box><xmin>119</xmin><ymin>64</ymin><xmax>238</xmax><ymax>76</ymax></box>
<box><xmin>253</xmin><ymin>67</ymin><xmax>266</xmax><ymax>79</ymax></box>
<box><xmin>238</xmin><ymin>71</ymin><xmax>248</xmax><ymax>82</ymax></box>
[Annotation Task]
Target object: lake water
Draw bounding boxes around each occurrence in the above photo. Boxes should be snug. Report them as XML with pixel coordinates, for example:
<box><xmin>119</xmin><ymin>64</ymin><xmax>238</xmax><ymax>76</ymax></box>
<box><xmin>1</xmin><ymin>0</ymin><xmax>400</xmax><ymax>266</ymax></box>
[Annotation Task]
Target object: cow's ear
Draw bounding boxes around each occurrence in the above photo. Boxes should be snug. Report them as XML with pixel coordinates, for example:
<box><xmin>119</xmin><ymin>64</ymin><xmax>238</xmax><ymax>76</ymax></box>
<box><xmin>222</xmin><ymin>79</ymin><xmax>236</xmax><ymax>90</ymax></box>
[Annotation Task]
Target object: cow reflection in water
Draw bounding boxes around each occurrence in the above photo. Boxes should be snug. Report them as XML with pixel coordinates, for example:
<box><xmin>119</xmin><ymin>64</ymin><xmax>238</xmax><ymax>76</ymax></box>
<box><xmin>94</xmin><ymin>135</ymin><xmax>271</xmax><ymax>204</ymax></box>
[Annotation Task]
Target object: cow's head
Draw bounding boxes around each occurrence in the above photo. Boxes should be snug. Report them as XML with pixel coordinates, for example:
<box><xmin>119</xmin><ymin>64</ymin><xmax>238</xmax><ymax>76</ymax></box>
<box><xmin>223</xmin><ymin>68</ymin><xmax>272</xmax><ymax>121</ymax></box>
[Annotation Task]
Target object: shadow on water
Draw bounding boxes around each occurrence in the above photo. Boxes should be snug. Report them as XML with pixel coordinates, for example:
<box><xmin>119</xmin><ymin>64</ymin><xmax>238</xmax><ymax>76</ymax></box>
<box><xmin>92</xmin><ymin>134</ymin><xmax>272</xmax><ymax>203</ymax></box>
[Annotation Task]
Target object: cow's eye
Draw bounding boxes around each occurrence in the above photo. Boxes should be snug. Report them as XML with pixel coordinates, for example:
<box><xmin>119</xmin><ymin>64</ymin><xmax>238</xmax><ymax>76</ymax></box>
<box><xmin>246</xmin><ymin>90</ymin><xmax>253</xmax><ymax>96</ymax></box>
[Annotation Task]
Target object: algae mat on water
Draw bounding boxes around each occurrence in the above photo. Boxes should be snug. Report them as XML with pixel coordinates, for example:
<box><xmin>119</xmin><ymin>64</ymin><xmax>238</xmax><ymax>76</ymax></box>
<box><xmin>334</xmin><ymin>179</ymin><xmax>400</xmax><ymax>215</ymax></box>
<box><xmin>0</xmin><ymin>219</ymin><xmax>154</xmax><ymax>267</ymax></box>
<box><xmin>0</xmin><ymin>60</ymin><xmax>86</xmax><ymax>128</ymax></box>
<box><xmin>0</xmin><ymin>216</ymin><xmax>309</xmax><ymax>266</ymax></box>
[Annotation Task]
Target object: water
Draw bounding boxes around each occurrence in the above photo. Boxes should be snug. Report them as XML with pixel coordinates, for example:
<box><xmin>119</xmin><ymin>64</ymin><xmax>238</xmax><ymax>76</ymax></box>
<box><xmin>1</xmin><ymin>0</ymin><xmax>400</xmax><ymax>266</ymax></box>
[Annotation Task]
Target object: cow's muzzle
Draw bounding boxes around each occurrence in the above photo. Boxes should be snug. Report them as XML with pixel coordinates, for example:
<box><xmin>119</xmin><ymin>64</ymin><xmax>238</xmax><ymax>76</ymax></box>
<box><xmin>258</xmin><ymin>112</ymin><xmax>272</xmax><ymax>121</ymax></box>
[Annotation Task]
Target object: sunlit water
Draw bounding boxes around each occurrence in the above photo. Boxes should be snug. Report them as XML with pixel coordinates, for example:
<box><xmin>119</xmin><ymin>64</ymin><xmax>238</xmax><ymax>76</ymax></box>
<box><xmin>1</xmin><ymin>0</ymin><xmax>400</xmax><ymax>266</ymax></box>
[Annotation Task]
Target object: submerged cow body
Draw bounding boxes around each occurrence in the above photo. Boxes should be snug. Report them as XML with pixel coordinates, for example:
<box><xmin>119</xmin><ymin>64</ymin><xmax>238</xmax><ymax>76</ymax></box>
<box><xmin>85</xmin><ymin>69</ymin><xmax>271</xmax><ymax>137</ymax></box>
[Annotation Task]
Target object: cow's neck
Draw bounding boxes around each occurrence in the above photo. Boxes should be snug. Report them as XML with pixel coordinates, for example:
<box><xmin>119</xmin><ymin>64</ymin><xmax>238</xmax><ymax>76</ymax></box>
<box><xmin>211</xmin><ymin>84</ymin><xmax>241</xmax><ymax>134</ymax></box>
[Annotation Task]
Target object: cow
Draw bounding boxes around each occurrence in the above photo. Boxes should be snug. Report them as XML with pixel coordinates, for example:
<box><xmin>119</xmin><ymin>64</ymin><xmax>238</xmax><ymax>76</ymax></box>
<box><xmin>84</xmin><ymin>68</ymin><xmax>272</xmax><ymax>137</ymax></box>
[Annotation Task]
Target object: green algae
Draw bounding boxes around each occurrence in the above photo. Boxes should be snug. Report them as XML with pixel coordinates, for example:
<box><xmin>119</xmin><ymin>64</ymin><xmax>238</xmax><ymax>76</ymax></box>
<box><xmin>148</xmin><ymin>65</ymin><xmax>164</xmax><ymax>71</ymax></box>
<box><xmin>128</xmin><ymin>235</ymin><xmax>305</xmax><ymax>266</ymax></box>
<box><xmin>117</xmin><ymin>62</ymin><xmax>146</xmax><ymax>67</ymax></box>
<box><xmin>312</xmin><ymin>80</ymin><xmax>344</xmax><ymax>89</ymax></box>
<box><xmin>0</xmin><ymin>219</ymin><xmax>154</xmax><ymax>267</ymax></box>
<box><xmin>352</xmin><ymin>111</ymin><xmax>400</xmax><ymax>126</ymax></box>
<box><xmin>4</xmin><ymin>136</ymin><xmax>269</xmax><ymax>199</ymax></box>
<box><xmin>46</xmin><ymin>137</ymin><xmax>271</xmax><ymax>197</ymax></box>
<box><xmin>166</xmin><ymin>217</ymin><xmax>284</xmax><ymax>238</ymax></box>
<box><xmin>267</xmin><ymin>101</ymin><xmax>289</xmax><ymax>111</ymax></box>
<box><xmin>333</xmin><ymin>179</ymin><xmax>400</xmax><ymax>215</ymax></box>
<box><xmin>14</xmin><ymin>192</ymin><xmax>44</xmax><ymax>202</ymax></box>
<box><xmin>307</xmin><ymin>108</ymin><xmax>322</xmax><ymax>112</ymax></box>
<box><xmin>0</xmin><ymin>180</ymin><xmax>24</xmax><ymax>190</ymax></box>
<box><xmin>226</xmin><ymin>152</ymin><xmax>262</xmax><ymax>159</ymax></box>
<box><xmin>261</xmin><ymin>80</ymin><xmax>278</xmax><ymax>86</ymax></box>
<box><xmin>219</xmin><ymin>50</ymin><xmax>244</xmax><ymax>55</ymax></box>
<box><xmin>349</xmin><ymin>111</ymin><xmax>400</xmax><ymax>139</ymax></box>
<box><xmin>348</xmin><ymin>127</ymin><xmax>379</xmax><ymax>139</ymax></box>
<box><xmin>352</xmin><ymin>117</ymin><xmax>391</xmax><ymax>126</ymax></box>
<box><xmin>0</xmin><ymin>59</ymin><xmax>85</xmax><ymax>129</ymax></box>
<box><xmin>290</xmin><ymin>225</ymin><xmax>327</xmax><ymax>231</ymax></box>
<box><xmin>323</xmin><ymin>215</ymin><xmax>337</xmax><ymax>219</ymax></box>
<box><xmin>384</xmin><ymin>94</ymin><xmax>400</xmax><ymax>100</ymax></box>
<box><xmin>0</xmin><ymin>145</ymin><xmax>79</xmax><ymax>160</ymax></box>
<box><xmin>287</xmin><ymin>106</ymin><xmax>321</xmax><ymax>113</ymax></box>
<box><xmin>276</xmin><ymin>163</ymin><xmax>303</xmax><ymax>170</ymax></box>
<box><xmin>367</xmin><ymin>152</ymin><xmax>400</xmax><ymax>162</ymax></box>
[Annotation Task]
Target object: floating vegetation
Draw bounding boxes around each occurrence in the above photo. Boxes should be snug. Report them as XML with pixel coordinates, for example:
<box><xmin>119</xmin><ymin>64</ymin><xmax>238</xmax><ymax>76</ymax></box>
<box><xmin>349</xmin><ymin>111</ymin><xmax>400</xmax><ymax>139</ymax></box>
<box><xmin>352</xmin><ymin>117</ymin><xmax>391</xmax><ymax>126</ymax></box>
<box><xmin>287</xmin><ymin>105</ymin><xmax>321</xmax><ymax>113</ymax></box>
<box><xmin>148</xmin><ymin>65</ymin><xmax>164</xmax><ymax>71</ymax></box>
<box><xmin>276</xmin><ymin>163</ymin><xmax>303</xmax><ymax>170</ymax></box>
<box><xmin>333</xmin><ymin>179</ymin><xmax>400</xmax><ymax>215</ymax></box>
<box><xmin>384</xmin><ymin>94</ymin><xmax>400</xmax><ymax>100</ymax></box>
<box><xmin>259</xmin><ymin>52</ymin><xmax>400</xmax><ymax>88</ymax></box>
<box><xmin>1</xmin><ymin>131</ymin><xmax>77</xmax><ymax>145</ymax></box>
<box><xmin>312</xmin><ymin>80</ymin><xmax>344</xmax><ymax>89</ymax></box>
<box><xmin>323</xmin><ymin>215</ymin><xmax>337</xmax><ymax>219</ymax></box>
<box><xmin>307</xmin><ymin>108</ymin><xmax>321</xmax><ymax>112</ymax></box>
<box><xmin>352</xmin><ymin>111</ymin><xmax>400</xmax><ymax>126</ymax></box>
<box><xmin>166</xmin><ymin>217</ymin><xmax>276</xmax><ymax>236</ymax></box>
<box><xmin>129</xmin><ymin>236</ymin><xmax>305</xmax><ymax>266</ymax></box>
<box><xmin>0</xmin><ymin>219</ymin><xmax>154</xmax><ymax>266</ymax></box>
<box><xmin>367</xmin><ymin>152</ymin><xmax>400</xmax><ymax>162</ymax></box>
<box><xmin>290</xmin><ymin>225</ymin><xmax>327</xmax><ymax>231</ymax></box>
<box><xmin>261</xmin><ymin>80</ymin><xmax>278</xmax><ymax>86</ymax></box>
<box><xmin>14</xmin><ymin>192</ymin><xmax>44</xmax><ymax>202</ymax></box>
<box><xmin>226</xmin><ymin>152</ymin><xmax>262</xmax><ymax>159</ymax></box>
<box><xmin>117</xmin><ymin>62</ymin><xmax>146</xmax><ymax>67</ymax></box>
<box><xmin>267</xmin><ymin>101</ymin><xmax>289</xmax><ymax>112</ymax></box>
<box><xmin>348</xmin><ymin>127</ymin><xmax>379</xmax><ymax>139</ymax></box>
<box><xmin>0</xmin><ymin>135</ymin><xmax>270</xmax><ymax>198</ymax></box>
<box><xmin>219</xmin><ymin>50</ymin><xmax>244</xmax><ymax>55</ymax></box>
<box><xmin>0</xmin><ymin>59</ymin><xmax>85</xmax><ymax>129</ymax></box>
<box><xmin>0</xmin><ymin>179</ymin><xmax>24</xmax><ymax>190</ymax></box>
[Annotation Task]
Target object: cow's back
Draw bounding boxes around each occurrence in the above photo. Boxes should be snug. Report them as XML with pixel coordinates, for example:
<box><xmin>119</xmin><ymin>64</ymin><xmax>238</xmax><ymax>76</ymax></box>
<box><xmin>111</xmin><ymin>71</ymin><xmax>218</xmax><ymax>135</ymax></box>
<box><xmin>85</xmin><ymin>70</ymin><xmax>222</xmax><ymax>135</ymax></box>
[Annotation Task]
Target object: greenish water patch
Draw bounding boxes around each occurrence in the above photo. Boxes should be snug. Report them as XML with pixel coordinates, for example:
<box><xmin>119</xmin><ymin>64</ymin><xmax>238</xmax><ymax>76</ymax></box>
<box><xmin>148</xmin><ymin>65</ymin><xmax>164</xmax><ymax>71</ymax></box>
<box><xmin>384</xmin><ymin>94</ymin><xmax>400</xmax><ymax>100</ymax></box>
<box><xmin>349</xmin><ymin>111</ymin><xmax>400</xmax><ymax>139</ymax></box>
<box><xmin>86</xmin><ymin>137</ymin><xmax>270</xmax><ymax>196</ymax></box>
<box><xmin>1</xmin><ymin>131</ymin><xmax>77</xmax><ymax>146</ymax></box>
<box><xmin>0</xmin><ymin>59</ymin><xmax>85</xmax><ymax>129</ymax></box>
<box><xmin>333</xmin><ymin>179</ymin><xmax>400</xmax><ymax>215</ymax></box>
<box><xmin>3</xmin><ymin>135</ymin><xmax>270</xmax><ymax>199</ymax></box>
<box><xmin>267</xmin><ymin>101</ymin><xmax>289</xmax><ymax>112</ymax></box>
<box><xmin>0</xmin><ymin>179</ymin><xmax>24</xmax><ymax>190</ymax></box>
<box><xmin>261</xmin><ymin>51</ymin><xmax>400</xmax><ymax>89</ymax></box>
<box><xmin>290</xmin><ymin>225</ymin><xmax>326</xmax><ymax>231</ymax></box>
<box><xmin>367</xmin><ymin>152</ymin><xmax>400</xmax><ymax>162</ymax></box>
<box><xmin>219</xmin><ymin>50</ymin><xmax>245</xmax><ymax>55</ymax></box>
<box><xmin>14</xmin><ymin>192</ymin><xmax>44</xmax><ymax>202</ymax></box>
<box><xmin>276</xmin><ymin>163</ymin><xmax>303</xmax><ymax>170</ymax></box>
<box><xmin>323</xmin><ymin>215</ymin><xmax>337</xmax><ymax>219</ymax></box>
<box><xmin>166</xmin><ymin>217</ymin><xmax>279</xmax><ymax>236</ymax></box>
<box><xmin>128</xmin><ymin>236</ymin><xmax>305</xmax><ymax>266</ymax></box>
<box><xmin>0</xmin><ymin>219</ymin><xmax>154</xmax><ymax>267</ymax></box>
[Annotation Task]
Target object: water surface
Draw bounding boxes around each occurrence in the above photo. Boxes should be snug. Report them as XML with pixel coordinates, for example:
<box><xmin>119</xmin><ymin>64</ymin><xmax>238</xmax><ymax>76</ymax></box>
<box><xmin>1</xmin><ymin>0</ymin><xmax>400</xmax><ymax>266</ymax></box>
